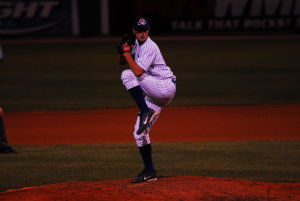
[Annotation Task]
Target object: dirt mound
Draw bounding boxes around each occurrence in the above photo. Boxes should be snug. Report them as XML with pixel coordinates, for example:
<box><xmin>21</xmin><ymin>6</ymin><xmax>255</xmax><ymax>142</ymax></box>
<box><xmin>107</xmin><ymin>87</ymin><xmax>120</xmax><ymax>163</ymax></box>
<box><xmin>1</xmin><ymin>176</ymin><xmax>299</xmax><ymax>201</ymax></box>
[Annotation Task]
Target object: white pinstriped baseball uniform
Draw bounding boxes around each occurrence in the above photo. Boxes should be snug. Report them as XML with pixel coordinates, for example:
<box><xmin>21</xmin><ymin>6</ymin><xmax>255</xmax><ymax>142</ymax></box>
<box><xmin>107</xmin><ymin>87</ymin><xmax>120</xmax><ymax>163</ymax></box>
<box><xmin>121</xmin><ymin>36</ymin><xmax>176</xmax><ymax>147</ymax></box>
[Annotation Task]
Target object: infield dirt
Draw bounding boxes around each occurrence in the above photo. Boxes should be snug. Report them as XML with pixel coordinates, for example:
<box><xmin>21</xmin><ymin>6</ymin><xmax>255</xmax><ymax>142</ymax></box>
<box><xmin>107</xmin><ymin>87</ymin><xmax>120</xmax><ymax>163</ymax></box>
<box><xmin>5</xmin><ymin>104</ymin><xmax>300</xmax><ymax>145</ymax></box>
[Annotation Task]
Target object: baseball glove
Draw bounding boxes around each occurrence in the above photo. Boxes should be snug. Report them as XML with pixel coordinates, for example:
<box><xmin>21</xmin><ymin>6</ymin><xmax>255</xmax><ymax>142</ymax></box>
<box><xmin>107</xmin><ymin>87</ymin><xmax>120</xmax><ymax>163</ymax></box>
<box><xmin>117</xmin><ymin>34</ymin><xmax>135</xmax><ymax>54</ymax></box>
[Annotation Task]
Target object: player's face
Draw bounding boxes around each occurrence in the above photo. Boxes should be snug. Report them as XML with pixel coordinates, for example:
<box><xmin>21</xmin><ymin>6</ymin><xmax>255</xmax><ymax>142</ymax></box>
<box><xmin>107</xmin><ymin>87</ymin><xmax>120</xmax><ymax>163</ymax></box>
<box><xmin>133</xmin><ymin>29</ymin><xmax>149</xmax><ymax>43</ymax></box>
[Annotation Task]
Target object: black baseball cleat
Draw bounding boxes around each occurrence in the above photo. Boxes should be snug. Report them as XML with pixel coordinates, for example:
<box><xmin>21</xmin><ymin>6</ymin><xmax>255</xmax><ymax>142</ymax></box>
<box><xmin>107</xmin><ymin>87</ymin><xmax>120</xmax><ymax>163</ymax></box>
<box><xmin>137</xmin><ymin>109</ymin><xmax>158</xmax><ymax>135</ymax></box>
<box><xmin>131</xmin><ymin>169</ymin><xmax>157</xmax><ymax>183</ymax></box>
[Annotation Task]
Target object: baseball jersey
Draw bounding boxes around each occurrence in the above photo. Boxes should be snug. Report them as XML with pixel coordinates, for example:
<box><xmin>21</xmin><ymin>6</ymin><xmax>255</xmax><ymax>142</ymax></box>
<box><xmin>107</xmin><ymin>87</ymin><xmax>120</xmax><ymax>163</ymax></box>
<box><xmin>131</xmin><ymin>37</ymin><xmax>176</xmax><ymax>80</ymax></box>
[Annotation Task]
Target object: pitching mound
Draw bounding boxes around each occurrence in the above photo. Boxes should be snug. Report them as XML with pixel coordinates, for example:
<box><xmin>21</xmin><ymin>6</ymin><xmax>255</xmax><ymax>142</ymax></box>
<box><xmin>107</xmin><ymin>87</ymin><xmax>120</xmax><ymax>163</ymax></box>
<box><xmin>1</xmin><ymin>176</ymin><xmax>299</xmax><ymax>201</ymax></box>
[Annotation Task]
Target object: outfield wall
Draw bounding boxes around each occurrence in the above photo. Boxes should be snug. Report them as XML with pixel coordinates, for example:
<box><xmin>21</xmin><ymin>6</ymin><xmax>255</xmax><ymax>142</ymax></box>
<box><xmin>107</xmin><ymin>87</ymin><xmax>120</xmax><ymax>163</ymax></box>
<box><xmin>110</xmin><ymin>0</ymin><xmax>300</xmax><ymax>35</ymax></box>
<box><xmin>0</xmin><ymin>0</ymin><xmax>299</xmax><ymax>38</ymax></box>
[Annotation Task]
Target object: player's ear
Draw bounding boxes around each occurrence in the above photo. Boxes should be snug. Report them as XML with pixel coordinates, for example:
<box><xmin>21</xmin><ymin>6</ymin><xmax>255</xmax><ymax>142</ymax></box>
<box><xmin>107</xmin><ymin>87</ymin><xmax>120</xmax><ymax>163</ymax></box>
<box><xmin>132</xmin><ymin>28</ymin><xmax>136</xmax><ymax>35</ymax></box>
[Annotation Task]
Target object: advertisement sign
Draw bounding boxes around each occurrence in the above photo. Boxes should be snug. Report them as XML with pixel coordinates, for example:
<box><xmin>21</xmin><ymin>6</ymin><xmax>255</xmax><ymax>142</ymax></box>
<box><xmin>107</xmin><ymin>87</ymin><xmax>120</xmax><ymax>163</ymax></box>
<box><xmin>0</xmin><ymin>0</ymin><xmax>75</xmax><ymax>36</ymax></box>
<box><xmin>110</xmin><ymin>0</ymin><xmax>300</xmax><ymax>34</ymax></box>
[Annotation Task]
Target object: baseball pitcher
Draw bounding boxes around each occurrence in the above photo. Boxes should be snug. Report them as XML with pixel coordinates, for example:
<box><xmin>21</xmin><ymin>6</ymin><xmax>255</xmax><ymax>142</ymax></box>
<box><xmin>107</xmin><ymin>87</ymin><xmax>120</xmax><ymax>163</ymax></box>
<box><xmin>117</xmin><ymin>17</ymin><xmax>176</xmax><ymax>183</ymax></box>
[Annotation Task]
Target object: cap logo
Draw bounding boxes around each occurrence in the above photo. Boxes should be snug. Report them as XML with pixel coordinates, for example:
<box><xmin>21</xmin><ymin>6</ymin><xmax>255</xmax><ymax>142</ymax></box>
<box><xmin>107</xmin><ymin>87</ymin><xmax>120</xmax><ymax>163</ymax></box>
<box><xmin>138</xmin><ymin>18</ymin><xmax>147</xmax><ymax>26</ymax></box>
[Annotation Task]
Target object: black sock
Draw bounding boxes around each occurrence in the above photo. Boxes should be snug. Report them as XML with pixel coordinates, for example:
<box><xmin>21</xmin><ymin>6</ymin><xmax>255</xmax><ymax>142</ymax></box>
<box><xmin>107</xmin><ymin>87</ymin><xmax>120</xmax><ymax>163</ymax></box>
<box><xmin>139</xmin><ymin>144</ymin><xmax>155</xmax><ymax>172</ymax></box>
<box><xmin>128</xmin><ymin>86</ymin><xmax>149</xmax><ymax>113</ymax></box>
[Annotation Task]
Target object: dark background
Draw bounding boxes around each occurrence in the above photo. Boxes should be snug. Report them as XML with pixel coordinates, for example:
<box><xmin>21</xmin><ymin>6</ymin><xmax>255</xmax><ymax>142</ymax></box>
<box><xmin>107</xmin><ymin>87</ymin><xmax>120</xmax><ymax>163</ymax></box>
<box><xmin>0</xmin><ymin>0</ymin><xmax>299</xmax><ymax>38</ymax></box>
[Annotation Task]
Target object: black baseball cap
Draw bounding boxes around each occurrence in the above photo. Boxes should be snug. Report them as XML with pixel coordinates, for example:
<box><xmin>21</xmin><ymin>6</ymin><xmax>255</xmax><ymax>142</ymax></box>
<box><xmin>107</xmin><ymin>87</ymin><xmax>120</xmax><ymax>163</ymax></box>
<box><xmin>133</xmin><ymin>17</ymin><xmax>150</xmax><ymax>32</ymax></box>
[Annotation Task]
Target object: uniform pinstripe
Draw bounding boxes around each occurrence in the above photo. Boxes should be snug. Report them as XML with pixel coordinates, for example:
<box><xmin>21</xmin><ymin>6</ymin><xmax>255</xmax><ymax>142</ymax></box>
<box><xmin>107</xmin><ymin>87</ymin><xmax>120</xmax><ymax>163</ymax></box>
<box><xmin>121</xmin><ymin>37</ymin><xmax>176</xmax><ymax>147</ymax></box>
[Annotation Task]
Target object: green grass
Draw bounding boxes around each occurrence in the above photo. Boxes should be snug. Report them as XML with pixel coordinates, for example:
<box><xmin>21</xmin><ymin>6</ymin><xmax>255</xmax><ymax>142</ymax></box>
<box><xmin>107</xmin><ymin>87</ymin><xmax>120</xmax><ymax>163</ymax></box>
<box><xmin>1</xmin><ymin>38</ymin><xmax>300</xmax><ymax>112</ymax></box>
<box><xmin>1</xmin><ymin>141</ymin><xmax>299</xmax><ymax>191</ymax></box>
<box><xmin>1</xmin><ymin>39</ymin><xmax>299</xmax><ymax>194</ymax></box>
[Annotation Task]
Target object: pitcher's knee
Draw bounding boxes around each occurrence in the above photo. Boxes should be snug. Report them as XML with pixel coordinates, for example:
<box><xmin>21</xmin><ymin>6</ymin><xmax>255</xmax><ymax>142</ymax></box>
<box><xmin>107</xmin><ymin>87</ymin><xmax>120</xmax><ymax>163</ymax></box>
<box><xmin>121</xmin><ymin>69</ymin><xmax>135</xmax><ymax>81</ymax></box>
<box><xmin>121</xmin><ymin>69</ymin><xmax>139</xmax><ymax>89</ymax></box>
